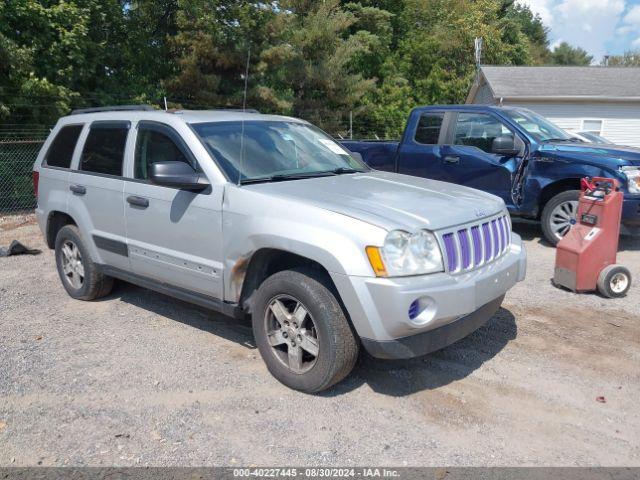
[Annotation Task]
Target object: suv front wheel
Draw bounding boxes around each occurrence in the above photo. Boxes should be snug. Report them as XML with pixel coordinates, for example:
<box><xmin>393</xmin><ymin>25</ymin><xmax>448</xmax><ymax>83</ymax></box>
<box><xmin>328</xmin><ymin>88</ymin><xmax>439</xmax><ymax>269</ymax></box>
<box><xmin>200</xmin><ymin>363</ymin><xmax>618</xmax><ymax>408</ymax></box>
<box><xmin>252</xmin><ymin>268</ymin><xmax>359</xmax><ymax>393</ymax></box>
<box><xmin>541</xmin><ymin>190</ymin><xmax>580</xmax><ymax>246</ymax></box>
<box><xmin>55</xmin><ymin>225</ymin><xmax>114</xmax><ymax>300</ymax></box>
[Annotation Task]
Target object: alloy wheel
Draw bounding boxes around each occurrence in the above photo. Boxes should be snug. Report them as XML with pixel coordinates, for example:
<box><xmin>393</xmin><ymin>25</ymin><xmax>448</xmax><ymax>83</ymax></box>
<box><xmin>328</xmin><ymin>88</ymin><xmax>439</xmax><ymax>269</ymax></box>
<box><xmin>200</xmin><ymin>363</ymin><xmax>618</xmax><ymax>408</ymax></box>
<box><xmin>60</xmin><ymin>240</ymin><xmax>85</xmax><ymax>289</ymax></box>
<box><xmin>264</xmin><ymin>295</ymin><xmax>319</xmax><ymax>374</ymax></box>
<box><xmin>549</xmin><ymin>200</ymin><xmax>579</xmax><ymax>240</ymax></box>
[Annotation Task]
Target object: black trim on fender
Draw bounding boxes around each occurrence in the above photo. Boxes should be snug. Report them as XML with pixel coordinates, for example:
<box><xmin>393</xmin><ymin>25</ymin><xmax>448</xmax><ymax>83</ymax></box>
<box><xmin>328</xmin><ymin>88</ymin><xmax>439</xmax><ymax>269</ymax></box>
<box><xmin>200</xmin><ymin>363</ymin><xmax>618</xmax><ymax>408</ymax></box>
<box><xmin>97</xmin><ymin>265</ymin><xmax>244</xmax><ymax>319</ymax></box>
<box><xmin>360</xmin><ymin>295</ymin><xmax>505</xmax><ymax>360</ymax></box>
<box><xmin>93</xmin><ymin>235</ymin><xmax>129</xmax><ymax>257</ymax></box>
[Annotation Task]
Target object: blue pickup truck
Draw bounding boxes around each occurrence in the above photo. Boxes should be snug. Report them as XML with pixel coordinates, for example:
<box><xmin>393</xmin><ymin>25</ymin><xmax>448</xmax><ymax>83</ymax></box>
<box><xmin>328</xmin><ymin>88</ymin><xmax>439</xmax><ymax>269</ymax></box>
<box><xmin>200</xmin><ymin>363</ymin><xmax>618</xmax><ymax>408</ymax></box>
<box><xmin>342</xmin><ymin>105</ymin><xmax>640</xmax><ymax>245</ymax></box>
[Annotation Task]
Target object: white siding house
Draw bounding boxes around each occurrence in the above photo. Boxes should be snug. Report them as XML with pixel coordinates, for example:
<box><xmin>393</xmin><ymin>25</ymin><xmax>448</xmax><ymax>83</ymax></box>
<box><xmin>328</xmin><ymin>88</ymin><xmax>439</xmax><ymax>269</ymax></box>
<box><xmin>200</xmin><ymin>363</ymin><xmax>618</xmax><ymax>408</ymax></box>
<box><xmin>466</xmin><ymin>66</ymin><xmax>640</xmax><ymax>147</ymax></box>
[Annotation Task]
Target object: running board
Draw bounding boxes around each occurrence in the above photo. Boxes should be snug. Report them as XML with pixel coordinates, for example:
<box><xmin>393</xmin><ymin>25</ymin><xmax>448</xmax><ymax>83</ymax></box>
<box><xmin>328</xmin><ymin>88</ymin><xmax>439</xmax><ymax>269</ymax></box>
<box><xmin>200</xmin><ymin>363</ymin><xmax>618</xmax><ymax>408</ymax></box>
<box><xmin>98</xmin><ymin>265</ymin><xmax>245</xmax><ymax>319</ymax></box>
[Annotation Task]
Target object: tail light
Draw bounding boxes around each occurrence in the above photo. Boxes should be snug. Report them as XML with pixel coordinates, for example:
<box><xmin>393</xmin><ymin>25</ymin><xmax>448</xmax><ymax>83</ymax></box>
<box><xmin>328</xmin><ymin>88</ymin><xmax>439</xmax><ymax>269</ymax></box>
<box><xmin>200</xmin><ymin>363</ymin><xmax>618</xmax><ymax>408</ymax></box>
<box><xmin>32</xmin><ymin>171</ymin><xmax>39</xmax><ymax>201</ymax></box>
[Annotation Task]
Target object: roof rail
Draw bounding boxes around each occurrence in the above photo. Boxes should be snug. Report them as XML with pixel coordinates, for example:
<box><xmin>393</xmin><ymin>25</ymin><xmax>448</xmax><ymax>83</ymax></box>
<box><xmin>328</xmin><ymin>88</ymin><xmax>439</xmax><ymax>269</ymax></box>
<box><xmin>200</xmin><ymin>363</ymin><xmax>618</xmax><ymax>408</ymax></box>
<box><xmin>70</xmin><ymin>105</ymin><xmax>157</xmax><ymax>115</ymax></box>
<box><xmin>172</xmin><ymin>108</ymin><xmax>261</xmax><ymax>114</ymax></box>
<box><xmin>218</xmin><ymin>108</ymin><xmax>260</xmax><ymax>113</ymax></box>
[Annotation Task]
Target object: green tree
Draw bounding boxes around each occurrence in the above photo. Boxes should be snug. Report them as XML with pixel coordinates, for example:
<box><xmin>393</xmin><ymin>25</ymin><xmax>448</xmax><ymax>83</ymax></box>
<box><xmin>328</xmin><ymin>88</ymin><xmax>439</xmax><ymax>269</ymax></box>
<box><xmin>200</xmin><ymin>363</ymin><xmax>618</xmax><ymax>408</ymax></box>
<box><xmin>503</xmin><ymin>1</ymin><xmax>549</xmax><ymax>63</ymax></box>
<box><xmin>550</xmin><ymin>41</ymin><xmax>593</xmax><ymax>65</ymax></box>
<box><xmin>259</xmin><ymin>0</ymin><xmax>378</xmax><ymax>134</ymax></box>
<box><xmin>164</xmin><ymin>1</ymin><xmax>278</xmax><ymax>109</ymax></box>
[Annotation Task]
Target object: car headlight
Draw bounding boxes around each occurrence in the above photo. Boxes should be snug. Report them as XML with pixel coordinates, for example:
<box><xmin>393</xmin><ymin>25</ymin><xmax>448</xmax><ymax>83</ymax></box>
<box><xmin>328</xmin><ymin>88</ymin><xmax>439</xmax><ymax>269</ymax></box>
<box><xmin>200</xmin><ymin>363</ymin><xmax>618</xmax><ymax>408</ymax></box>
<box><xmin>621</xmin><ymin>166</ymin><xmax>640</xmax><ymax>194</ymax></box>
<box><xmin>366</xmin><ymin>230</ymin><xmax>443</xmax><ymax>277</ymax></box>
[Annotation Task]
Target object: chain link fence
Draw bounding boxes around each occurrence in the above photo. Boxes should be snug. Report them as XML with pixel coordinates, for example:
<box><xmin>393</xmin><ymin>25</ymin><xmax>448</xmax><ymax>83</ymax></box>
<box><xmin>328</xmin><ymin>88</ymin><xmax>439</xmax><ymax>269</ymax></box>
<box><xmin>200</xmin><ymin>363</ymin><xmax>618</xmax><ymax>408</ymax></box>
<box><xmin>0</xmin><ymin>133</ymin><xmax>47</xmax><ymax>214</ymax></box>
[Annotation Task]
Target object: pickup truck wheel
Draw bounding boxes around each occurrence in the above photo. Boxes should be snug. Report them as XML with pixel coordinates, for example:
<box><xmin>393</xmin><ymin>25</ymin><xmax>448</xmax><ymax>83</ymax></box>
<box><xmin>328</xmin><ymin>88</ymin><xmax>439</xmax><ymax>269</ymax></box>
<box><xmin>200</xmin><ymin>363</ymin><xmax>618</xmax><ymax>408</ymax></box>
<box><xmin>252</xmin><ymin>268</ymin><xmax>359</xmax><ymax>393</ymax></box>
<box><xmin>54</xmin><ymin>225</ymin><xmax>114</xmax><ymax>300</ymax></box>
<box><xmin>541</xmin><ymin>190</ymin><xmax>580</xmax><ymax>246</ymax></box>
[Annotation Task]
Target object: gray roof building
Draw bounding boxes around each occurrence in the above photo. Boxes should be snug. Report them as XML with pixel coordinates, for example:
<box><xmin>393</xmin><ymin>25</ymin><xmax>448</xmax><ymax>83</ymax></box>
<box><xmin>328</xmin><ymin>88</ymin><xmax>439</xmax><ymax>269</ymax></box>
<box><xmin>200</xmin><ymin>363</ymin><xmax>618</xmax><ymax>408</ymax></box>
<box><xmin>467</xmin><ymin>66</ymin><xmax>640</xmax><ymax>103</ymax></box>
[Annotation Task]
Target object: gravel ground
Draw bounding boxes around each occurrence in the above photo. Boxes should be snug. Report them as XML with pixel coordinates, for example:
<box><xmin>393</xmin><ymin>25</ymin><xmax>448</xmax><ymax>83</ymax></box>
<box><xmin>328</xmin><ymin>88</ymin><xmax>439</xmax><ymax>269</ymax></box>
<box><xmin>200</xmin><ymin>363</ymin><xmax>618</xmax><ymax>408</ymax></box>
<box><xmin>1</xmin><ymin>215</ymin><xmax>639</xmax><ymax>466</ymax></box>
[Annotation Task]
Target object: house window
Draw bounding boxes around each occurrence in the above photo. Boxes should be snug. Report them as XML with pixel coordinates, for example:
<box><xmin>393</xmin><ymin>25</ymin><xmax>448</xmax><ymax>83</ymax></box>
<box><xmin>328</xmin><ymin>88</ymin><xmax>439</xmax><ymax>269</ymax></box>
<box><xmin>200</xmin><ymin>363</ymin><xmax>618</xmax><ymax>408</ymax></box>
<box><xmin>582</xmin><ymin>119</ymin><xmax>603</xmax><ymax>135</ymax></box>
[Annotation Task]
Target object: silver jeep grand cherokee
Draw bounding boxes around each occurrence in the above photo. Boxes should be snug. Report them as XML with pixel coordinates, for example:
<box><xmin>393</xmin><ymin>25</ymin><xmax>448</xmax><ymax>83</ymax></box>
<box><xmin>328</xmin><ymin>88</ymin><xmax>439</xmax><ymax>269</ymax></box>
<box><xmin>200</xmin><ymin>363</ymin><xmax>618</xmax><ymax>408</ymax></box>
<box><xmin>33</xmin><ymin>106</ymin><xmax>526</xmax><ymax>392</ymax></box>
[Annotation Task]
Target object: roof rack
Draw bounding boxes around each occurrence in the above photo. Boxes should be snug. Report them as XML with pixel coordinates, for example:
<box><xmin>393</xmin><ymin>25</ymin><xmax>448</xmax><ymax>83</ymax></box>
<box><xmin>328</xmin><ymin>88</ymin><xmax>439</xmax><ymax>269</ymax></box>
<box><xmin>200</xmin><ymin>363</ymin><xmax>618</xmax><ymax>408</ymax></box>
<box><xmin>172</xmin><ymin>108</ymin><xmax>261</xmax><ymax>114</ymax></box>
<box><xmin>70</xmin><ymin>105</ymin><xmax>157</xmax><ymax>115</ymax></box>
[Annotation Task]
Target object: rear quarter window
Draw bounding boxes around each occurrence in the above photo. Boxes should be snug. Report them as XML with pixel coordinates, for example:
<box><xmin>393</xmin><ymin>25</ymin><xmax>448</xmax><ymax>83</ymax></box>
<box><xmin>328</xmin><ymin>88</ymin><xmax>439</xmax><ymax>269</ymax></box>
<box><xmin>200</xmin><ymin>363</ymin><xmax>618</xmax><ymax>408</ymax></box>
<box><xmin>414</xmin><ymin>113</ymin><xmax>444</xmax><ymax>145</ymax></box>
<box><xmin>44</xmin><ymin>125</ymin><xmax>83</xmax><ymax>168</ymax></box>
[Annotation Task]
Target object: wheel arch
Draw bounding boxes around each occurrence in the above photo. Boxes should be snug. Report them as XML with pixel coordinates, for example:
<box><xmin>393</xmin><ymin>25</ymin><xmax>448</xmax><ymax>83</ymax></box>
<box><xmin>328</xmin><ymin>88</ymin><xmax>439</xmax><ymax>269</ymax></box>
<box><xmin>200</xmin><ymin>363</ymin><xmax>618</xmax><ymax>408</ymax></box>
<box><xmin>46</xmin><ymin>211</ymin><xmax>78</xmax><ymax>249</ymax></box>
<box><xmin>237</xmin><ymin>248</ymin><xmax>341</xmax><ymax>314</ymax></box>
<box><xmin>537</xmin><ymin>178</ymin><xmax>582</xmax><ymax>218</ymax></box>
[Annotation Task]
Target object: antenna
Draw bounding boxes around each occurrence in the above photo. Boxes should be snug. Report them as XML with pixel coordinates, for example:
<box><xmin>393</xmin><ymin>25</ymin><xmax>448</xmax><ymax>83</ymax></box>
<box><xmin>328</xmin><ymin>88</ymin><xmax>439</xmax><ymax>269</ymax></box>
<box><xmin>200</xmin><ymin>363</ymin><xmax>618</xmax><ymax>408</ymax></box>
<box><xmin>242</xmin><ymin>46</ymin><xmax>251</xmax><ymax>112</ymax></box>
<box><xmin>163</xmin><ymin>96</ymin><xmax>168</xmax><ymax>111</ymax></box>
<box><xmin>238</xmin><ymin>46</ymin><xmax>251</xmax><ymax>186</ymax></box>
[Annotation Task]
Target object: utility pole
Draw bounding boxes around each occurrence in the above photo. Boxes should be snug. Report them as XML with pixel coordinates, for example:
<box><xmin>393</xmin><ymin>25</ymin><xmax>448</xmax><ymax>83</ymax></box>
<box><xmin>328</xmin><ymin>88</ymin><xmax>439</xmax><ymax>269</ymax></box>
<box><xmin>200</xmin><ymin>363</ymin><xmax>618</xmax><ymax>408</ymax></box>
<box><xmin>474</xmin><ymin>37</ymin><xmax>483</xmax><ymax>70</ymax></box>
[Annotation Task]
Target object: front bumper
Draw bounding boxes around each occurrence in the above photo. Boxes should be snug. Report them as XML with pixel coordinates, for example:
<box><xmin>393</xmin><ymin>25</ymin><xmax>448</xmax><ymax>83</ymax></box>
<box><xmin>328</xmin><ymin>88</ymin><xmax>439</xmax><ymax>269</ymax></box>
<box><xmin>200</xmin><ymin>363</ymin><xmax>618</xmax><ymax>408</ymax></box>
<box><xmin>331</xmin><ymin>233</ymin><xmax>526</xmax><ymax>359</ymax></box>
<box><xmin>621</xmin><ymin>196</ymin><xmax>640</xmax><ymax>236</ymax></box>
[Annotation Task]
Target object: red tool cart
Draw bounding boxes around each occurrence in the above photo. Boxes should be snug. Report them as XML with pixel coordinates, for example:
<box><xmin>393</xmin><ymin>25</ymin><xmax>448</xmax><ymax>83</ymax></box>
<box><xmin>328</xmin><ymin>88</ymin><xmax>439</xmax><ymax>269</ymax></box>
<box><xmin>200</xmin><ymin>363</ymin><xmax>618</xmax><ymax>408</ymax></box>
<box><xmin>554</xmin><ymin>177</ymin><xmax>632</xmax><ymax>298</ymax></box>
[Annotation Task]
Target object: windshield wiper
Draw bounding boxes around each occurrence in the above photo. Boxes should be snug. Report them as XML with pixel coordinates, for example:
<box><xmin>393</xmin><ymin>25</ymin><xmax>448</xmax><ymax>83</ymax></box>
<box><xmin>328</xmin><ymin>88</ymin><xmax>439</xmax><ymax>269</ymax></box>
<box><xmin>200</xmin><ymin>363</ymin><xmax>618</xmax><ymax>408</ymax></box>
<box><xmin>330</xmin><ymin>167</ymin><xmax>364</xmax><ymax>174</ymax></box>
<box><xmin>239</xmin><ymin>171</ymin><xmax>337</xmax><ymax>185</ymax></box>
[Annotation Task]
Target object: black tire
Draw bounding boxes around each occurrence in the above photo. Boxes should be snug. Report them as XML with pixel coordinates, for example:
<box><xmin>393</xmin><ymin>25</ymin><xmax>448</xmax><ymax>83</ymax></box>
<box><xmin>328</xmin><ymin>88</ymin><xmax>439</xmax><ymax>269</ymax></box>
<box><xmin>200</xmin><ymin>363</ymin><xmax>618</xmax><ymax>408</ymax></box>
<box><xmin>541</xmin><ymin>190</ymin><xmax>580</xmax><ymax>246</ymax></box>
<box><xmin>597</xmin><ymin>264</ymin><xmax>631</xmax><ymax>298</ymax></box>
<box><xmin>54</xmin><ymin>225</ymin><xmax>114</xmax><ymax>300</ymax></box>
<box><xmin>252</xmin><ymin>268</ymin><xmax>359</xmax><ymax>393</ymax></box>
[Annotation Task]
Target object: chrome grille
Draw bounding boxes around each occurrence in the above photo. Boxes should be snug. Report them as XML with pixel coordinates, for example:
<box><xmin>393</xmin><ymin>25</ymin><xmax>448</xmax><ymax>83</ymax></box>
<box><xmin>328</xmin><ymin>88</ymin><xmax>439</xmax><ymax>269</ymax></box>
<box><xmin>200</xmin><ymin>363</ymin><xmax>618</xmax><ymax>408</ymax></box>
<box><xmin>440</xmin><ymin>214</ymin><xmax>511</xmax><ymax>273</ymax></box>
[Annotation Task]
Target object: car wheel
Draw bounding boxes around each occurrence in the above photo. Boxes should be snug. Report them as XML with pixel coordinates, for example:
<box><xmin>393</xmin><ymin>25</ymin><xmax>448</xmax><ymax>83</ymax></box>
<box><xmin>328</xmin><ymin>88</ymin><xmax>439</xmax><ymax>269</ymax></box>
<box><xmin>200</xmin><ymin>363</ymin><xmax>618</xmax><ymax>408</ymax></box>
<box><xmin>597</xmin><ymin>264</ymin><xmax>631</xmax><ymax>298</ymax></box>
<box><xmin>541</xmin><ymin>190</ymin><xmax>580</xmax><ymax>246</ymax></box>
<box><xmin>252</xmin><ymin>268</ymin><xmax>359</xmax><ymax>393</ymax></box>
<box><xmin>55</xmin><ymin>225</ymin><xmax>114</xmax><ymax>300</ymax></box>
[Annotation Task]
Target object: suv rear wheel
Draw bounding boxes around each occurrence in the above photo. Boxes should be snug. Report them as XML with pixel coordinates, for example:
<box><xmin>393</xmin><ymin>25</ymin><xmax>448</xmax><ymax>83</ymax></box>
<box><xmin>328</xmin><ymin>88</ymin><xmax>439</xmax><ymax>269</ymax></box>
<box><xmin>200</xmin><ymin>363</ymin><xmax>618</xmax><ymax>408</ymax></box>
<box><xmin>252</xmin><ymin>268</ymin><xmax>359</xmax><ymax>393</ymax></box>
<box><xmin>541</xmin><ymin>190</ymin><xmax>580</xmax><ymax>246</ymax></box>
<box><xmin>55</xmin><ymin>225</ymin><xmax>114</xmax><ymax>300</ymax></box>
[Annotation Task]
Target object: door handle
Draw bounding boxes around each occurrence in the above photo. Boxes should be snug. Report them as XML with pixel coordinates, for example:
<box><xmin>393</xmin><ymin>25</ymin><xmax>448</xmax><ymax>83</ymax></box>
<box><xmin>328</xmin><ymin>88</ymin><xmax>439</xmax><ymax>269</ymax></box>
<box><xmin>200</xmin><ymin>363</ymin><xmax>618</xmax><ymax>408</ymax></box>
<box><xmin>443</xmin><ymin>156</ymin><xmax>460</xmax><ymax>164</ymax></box>
<box><xmin>126</xmin><ymin>195</ymin><xmax>149</xmax><ymax>208</ymax></box>
<box><xmin>69</xmin><ymin>184</ymin><xmax>86</xmax><ymax>195</ymax></box>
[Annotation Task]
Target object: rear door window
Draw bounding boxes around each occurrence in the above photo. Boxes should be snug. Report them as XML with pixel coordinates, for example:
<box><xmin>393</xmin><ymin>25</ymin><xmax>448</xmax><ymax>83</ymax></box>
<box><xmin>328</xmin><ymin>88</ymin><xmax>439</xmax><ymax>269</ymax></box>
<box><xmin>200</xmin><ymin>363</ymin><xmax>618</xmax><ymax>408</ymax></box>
<box><xmin>80</xmin><ymin>122</ymin><xmax>129</xmax><ymax>176</ymax></box>
<box><xmin>414</xmin><ymin>113</ymin><xmax>444</xmax><ymax>145</ymax></box>
<box><xmin>44</xmin><ymin>125</ymin><xmax>83</xmax><ymax>168</ymax></box>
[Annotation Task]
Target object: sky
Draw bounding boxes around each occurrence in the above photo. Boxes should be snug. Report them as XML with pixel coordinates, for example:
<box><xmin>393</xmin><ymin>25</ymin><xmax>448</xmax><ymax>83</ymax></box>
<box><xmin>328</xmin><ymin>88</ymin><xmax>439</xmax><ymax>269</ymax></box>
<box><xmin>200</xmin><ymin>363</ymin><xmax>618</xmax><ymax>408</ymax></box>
<box><xmin>518</xmin><ymin>0</ymin><xmax>640</xmax><ymax>62</ymax></box>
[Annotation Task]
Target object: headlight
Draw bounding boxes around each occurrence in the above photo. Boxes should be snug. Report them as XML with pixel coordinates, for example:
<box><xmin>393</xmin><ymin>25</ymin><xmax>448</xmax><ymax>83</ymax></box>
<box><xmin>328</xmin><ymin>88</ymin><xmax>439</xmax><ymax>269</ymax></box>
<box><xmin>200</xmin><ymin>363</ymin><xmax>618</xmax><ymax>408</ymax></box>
<box><xmin>366</xmin><ymin>230</ymin><xmax>443</xmax><ymax>277</ymax></box>
<box><xmin>621</xmin><ymin>166</ymin><xmax>640</xmax><ymax>193</ymax></box>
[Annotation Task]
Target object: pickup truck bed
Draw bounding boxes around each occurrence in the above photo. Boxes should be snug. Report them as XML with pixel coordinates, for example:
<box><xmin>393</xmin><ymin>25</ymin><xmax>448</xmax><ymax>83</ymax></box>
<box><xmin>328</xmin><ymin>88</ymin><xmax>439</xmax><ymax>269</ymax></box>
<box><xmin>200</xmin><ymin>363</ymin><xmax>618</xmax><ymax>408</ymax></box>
<box><xmin>341</xmin><ymin>140</ymin><xmax>398</xmax><ymax>172</ymax></box>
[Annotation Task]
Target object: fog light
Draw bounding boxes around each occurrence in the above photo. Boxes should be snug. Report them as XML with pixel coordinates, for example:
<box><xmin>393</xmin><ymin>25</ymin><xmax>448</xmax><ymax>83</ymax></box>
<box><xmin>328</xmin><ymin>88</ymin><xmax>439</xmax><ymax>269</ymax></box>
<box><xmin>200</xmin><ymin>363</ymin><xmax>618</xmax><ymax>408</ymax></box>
<box><xmin>408</xmin><ymin>300</ymin><xmax>420</xmax><ymax>320</ymax></box>
<box><xmin>407</xmin><ymin>296</ymin><xmax>437</xmax><ymax>326</ymax></box>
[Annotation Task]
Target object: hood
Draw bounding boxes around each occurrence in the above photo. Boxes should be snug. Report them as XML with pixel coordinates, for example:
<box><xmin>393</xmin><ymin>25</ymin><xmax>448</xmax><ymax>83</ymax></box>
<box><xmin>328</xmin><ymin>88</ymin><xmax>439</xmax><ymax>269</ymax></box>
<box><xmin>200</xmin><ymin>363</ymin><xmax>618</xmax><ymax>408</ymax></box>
<box><xmin>244</xmin><ymin>171</ymin><xmax>505</xmax><ymax>232</ymax></box>
<box><xmin>539</xmin><ymin>142</ymin><xmax>640</xmax><ymax>167</ymax></box>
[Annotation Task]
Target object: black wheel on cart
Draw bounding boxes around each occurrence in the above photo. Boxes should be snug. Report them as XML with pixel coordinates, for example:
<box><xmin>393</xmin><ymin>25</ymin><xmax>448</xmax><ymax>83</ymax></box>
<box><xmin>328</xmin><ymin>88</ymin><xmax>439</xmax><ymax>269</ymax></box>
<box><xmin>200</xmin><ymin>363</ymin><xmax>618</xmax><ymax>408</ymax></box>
<box><xmin>596</xmin><ymin>265</ymin><xmax>631</xmax><ymax>298</ymax></box>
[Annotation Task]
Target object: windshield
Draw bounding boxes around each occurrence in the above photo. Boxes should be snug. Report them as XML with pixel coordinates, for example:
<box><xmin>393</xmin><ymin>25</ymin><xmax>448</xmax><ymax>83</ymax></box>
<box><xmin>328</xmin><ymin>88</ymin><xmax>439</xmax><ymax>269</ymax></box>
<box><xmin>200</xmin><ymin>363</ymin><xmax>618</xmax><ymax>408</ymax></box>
<box><xmin>579</xmin><ymin>132</ymin><xmax>613</xmax><ymax>144</ymax></box>
<box><xmin>502</xmin><ymin>109</ymin><xmax>572</xmax><ymax>142</ymax></box>
<box><xmin>192</xmin><ymin>120</ymin><xmax>368</xmax><ymax>183</ymax></box>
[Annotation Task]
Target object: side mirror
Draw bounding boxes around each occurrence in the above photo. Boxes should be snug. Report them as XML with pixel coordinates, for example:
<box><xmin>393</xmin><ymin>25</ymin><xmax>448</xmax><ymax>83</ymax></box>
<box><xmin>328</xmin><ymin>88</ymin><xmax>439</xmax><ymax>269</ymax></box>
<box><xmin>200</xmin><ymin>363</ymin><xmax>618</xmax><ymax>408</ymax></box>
<box><xmin>148</xmin><ymin>161</ymin><xmax>209</xmax><ymax>191</ymax></box>
<box><xmin>491</xmin><ymin>135</ymin><xmax>520</xmax><ymax>156</ymax></box>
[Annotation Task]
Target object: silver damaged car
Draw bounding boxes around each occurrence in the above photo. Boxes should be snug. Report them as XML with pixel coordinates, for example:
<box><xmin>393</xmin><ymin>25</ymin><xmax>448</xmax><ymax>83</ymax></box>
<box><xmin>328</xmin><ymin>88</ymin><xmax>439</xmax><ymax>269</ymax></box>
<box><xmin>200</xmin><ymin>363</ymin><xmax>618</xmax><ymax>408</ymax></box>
<box><xmin>33</xmin><ymin>106</ymin><xmax>527</xmax><ymax>392</ymax></box>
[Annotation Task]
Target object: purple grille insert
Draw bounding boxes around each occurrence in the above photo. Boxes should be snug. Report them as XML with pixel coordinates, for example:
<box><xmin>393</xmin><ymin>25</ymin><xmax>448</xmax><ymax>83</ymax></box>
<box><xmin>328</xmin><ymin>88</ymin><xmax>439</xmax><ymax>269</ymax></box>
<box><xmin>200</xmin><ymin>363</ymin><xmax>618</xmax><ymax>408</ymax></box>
<box><xmin>471</xmin><ymin>226</ymin><xmax>482</xmax><ymax>265</ymax></box>
<box><xmin>482</xmin><ymin>223</ymin><xmax>492</xmax><ymax>261</ymax></box>
<box><xmin>500</xmin><ymin>216</ymin><xmax>508</xmax><ymax>251</ymax></box>
<box><xmin>457</xmin><ymin>230</ymin><xmax>471</xmax><ymax>269</ymax></box>
<box><xmin>442</xmin><ymin>233</ymin><xmax>457</xmax><ymax>271</ymax></box>
<box><xmin>490</xmin><ymin>220</ymin><xmax>500</xmax><ymax>257</ymax></box>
